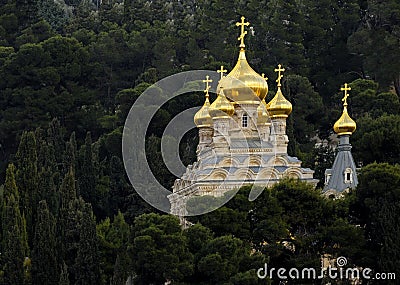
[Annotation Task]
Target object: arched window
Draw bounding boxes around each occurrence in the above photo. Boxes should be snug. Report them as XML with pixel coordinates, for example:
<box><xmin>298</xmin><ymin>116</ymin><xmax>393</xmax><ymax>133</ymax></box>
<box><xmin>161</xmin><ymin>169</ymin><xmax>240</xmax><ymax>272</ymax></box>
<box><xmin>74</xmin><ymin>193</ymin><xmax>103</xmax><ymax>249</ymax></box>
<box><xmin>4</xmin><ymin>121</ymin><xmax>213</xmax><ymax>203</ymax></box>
<box><xmin>242</xmin><ymin>113</ymin><xmax>248</xmax><ymax>128</ymax></box>
<box><xmin>344</xmin><ymin>168</ymin><xmax>353</xmax><ymax>184</ymax></box>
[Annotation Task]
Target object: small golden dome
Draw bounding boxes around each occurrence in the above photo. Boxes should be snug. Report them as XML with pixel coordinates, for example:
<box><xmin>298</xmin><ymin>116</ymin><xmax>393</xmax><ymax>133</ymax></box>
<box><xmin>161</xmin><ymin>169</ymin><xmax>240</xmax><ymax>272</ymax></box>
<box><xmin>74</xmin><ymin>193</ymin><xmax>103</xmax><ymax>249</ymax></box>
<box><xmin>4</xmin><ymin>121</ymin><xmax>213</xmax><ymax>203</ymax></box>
<box><xmin>334</xmin><ymin>83</ymin><xmax>356</xmax><ymax>135</ymax></box>
<box><xmin>333</xmin><ymin>105</ymin><xmax>356</xmax><ymax>135</ymax></box>
<box><xmin>257</xmin><ymin>99</ymin><xmax>269</xmax><ymax>125</ymax></box>
<box><xmin>217</xmin><ymin>49</ymin><xmax>269</xmax><ymax>103</ymax></box>
<box><xmin>267</xmin><ymin>87</ymin><xmax>292</xmax><ymax>118</ymax></box>
<box><xmin>194</xmin><ymin>94</ymin><xmax>212</xmax><ymax>127</ymax></box>
<box><xmin>209</xmin><ymin>88</ymin><xmax>235</xmax><ymax>118</ymax></box>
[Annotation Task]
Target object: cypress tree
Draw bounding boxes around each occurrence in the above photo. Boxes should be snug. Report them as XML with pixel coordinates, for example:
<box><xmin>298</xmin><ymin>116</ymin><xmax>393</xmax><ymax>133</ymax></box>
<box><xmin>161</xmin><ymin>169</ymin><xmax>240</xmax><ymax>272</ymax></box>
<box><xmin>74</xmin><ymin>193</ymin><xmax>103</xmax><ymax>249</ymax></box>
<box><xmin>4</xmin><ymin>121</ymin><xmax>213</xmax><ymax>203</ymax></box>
<box><xmin>111</xmin><ymin>254</ymin><xmax>124</xmax><ymax>285</ymax></box>
<box><xmin>38</xmin><ymin>167</ymin><xmax>59</xmax><ymax>216</ymax></box>
<box><xmin>59</xmin><ymin>262</ymin><xmax>70</xmax><ymax>285</ymax></box>
<box><xmin>31</xmin><ymin>200</ymin><xmax>58</xmax><ymax>284</ymax></box>
<box><xmin>75</xmin><ymin>202</ymin><xmax>101</xmax><ymax>285</ymax></box>
<box><xmin>63</xmin><ymin>131</ymin><xmax>77</xmax><ymax>175</ymax></box>
<box><xmin>3</xmin><ymin>163</ymin><xmax>19</xmax><ymax>203</ymax></box>
<box><xmin>59</xmin><ymin>197</ymin><xmax>84</xmax><ymax>284</ymax></box>
<box><xmin>47</xmin><ymin>118</ymin><xmax>65</xmax><ymax>163</ymax></box>
<box><xmin>78</xmin><ymin>131</ymin><xmax>97</xmax><ymax>207</ymax></box>
<box><xmin>2</xmin><ymin>163</ymin><xmax>29</xmax><ymax>254</ymax></box>
<box><xmin>2</xmin><ymin>194</ymin><xmax>27</xmax><ymax>285</ymax></box>
<box><xmin>36</xmin><ymin>129</ymin><xmax>57</xmax><ymax>173</ymax></box>
<box><xmin>57</xmin><ymin>168</ymin><xmax>79</xmax><ymax>279</ymax></box>
<box><xmin>59</xmin><ymin>167</ymin><xmax>77</xmax><ymax>209</ymax></box>
<box><xmin>15</xmin><ymin>130</ymin><xmax>39</xmax><ymax>245</ymax></box>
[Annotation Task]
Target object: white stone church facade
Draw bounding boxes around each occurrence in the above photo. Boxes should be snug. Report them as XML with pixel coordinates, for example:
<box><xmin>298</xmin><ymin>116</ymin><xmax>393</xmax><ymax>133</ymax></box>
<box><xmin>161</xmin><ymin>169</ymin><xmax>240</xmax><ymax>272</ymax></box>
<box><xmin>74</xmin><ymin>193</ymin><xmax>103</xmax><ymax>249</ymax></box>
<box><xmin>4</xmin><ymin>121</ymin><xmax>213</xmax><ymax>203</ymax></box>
<box><xmin>168</xmin><ymin>17</ymin><xmax>318</xmax><ymax>216</ymax></box>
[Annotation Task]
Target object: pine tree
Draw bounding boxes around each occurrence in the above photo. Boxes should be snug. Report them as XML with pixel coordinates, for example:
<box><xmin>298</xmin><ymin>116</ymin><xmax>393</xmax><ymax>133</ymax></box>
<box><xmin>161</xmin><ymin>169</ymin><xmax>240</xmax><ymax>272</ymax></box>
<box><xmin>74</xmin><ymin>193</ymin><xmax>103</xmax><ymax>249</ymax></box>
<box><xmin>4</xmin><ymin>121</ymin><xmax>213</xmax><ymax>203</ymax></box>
<box><xmin>31</xmin><ymin>200</ymin><xmax>58</xmax><ymax>284</ymax></box>
<box><xmin>348</xmin><ymin>0</ymin><xmax>400</xmax><ymax>96</ymax></box>
<box><xmin>15</xmin><ymin>130</ymin><xmax>39</xmax><ymax>245</ymax></box>
<box><xmin>15</xmin><ymin>0</ymin><xmax>39</xmax><ymax>30</ymax></box>
<box><xmin>265</xmin><ymin>0</ymin><xmax>308</xmax><ymax>75</ymax></box>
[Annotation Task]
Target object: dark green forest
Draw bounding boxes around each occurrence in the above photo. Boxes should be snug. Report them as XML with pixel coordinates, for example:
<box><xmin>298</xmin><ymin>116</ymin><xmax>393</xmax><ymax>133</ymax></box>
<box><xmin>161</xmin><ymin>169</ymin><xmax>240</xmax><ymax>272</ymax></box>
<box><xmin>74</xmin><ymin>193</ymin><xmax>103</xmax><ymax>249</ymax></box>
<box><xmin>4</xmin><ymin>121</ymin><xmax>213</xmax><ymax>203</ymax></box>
<box><xmin>0</xmin><ymin>0</ymin><xmax>399</xmax><ymax>284</ymax></box>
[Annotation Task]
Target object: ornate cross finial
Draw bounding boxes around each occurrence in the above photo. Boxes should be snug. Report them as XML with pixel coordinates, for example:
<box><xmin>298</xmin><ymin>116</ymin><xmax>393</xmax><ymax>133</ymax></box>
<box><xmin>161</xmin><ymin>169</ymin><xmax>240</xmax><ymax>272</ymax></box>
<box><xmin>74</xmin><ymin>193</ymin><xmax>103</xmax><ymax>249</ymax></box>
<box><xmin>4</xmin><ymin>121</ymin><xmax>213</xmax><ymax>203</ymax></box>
<box><xmin>203</xmin><ymin>75</ymin><xmax>212</xmax><ymax>96</ymax></box>
<box><xmin>217</xmin><ymin>66</ymin><xmax>227</xmax><ymax>80</ymax></box>
<box><xmin>261</xmin><ymin>73</ymin><xmax>268</xmax><ymax>81</ymax></box>
<box><xmin>340</xmin><ymin>83</ymin><xmax>351</xmax><ymax>106</ymax></box>
<box><xmin>236</xmin><ymin>16</ymin><xmax>250</xmax><ymax>48</ymax></box>
<box><xmin>274</xmin><ymin>64</ymin><xmax>285</xmax><ymax>87</ymax></box>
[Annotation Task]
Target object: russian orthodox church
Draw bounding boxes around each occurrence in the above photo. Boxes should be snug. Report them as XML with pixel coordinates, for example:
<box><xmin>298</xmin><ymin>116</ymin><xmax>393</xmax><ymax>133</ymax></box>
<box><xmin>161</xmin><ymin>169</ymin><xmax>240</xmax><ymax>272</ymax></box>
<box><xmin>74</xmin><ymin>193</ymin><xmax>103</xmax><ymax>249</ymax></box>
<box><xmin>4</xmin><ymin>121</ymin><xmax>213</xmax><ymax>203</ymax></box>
<box><xmin>168</xmin><ymin>17</ymin><xmax>319</xmax><ymax>216</ymax></box>
<box><xmin>323</xmin><ymin>84</ymin><xmax>358</xmax><ymax>197</ymax></box>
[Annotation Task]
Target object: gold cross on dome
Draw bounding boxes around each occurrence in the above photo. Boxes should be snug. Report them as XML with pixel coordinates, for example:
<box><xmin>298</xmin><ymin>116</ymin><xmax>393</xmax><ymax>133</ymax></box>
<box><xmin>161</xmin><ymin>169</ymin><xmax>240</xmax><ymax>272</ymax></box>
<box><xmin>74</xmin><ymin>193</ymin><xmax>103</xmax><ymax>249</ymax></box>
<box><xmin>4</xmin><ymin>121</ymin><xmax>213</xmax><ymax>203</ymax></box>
<box><xmin>217</xmin><ymin>66</ymin><xmax>227</xmax><ymax>80</ymax></box>
<box><xmin>203</xmin><ymin>75</ymin><xmax>212</xmax><ymax>95</ymax></box>
<box><xmin>340</xmin><ymin>83</ymin><xmax>351</xmax><ymax>106</ymax></box>
<box><xmin>261</xmin><ymin>73</ymin><xmax>268</xmax><ymax>81</ymax></box>
<box><xmin>236</xmin><ymin>16</ymin><xmax>250</xmax><ymax>48</ymax></box>
<box><xmin>274</xmin><ymin>64</ymin><xmax>285</xmax><ymax>87</ymax></box>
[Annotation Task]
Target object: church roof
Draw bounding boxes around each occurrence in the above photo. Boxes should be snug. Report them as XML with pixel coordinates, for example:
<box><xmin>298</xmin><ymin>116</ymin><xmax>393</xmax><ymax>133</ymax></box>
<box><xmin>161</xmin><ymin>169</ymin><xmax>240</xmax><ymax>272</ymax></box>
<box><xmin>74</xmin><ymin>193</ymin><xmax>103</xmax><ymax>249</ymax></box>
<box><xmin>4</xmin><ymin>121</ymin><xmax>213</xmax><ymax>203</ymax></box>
<box><xmin>230</xmin><ymin>138</ymin><xmax>273</xmax><ymax>149</ymax></box>
<box><xmin>323</xmin><ymin>136</ymin><xmax>358</xmax><ymax>194</ymax></box>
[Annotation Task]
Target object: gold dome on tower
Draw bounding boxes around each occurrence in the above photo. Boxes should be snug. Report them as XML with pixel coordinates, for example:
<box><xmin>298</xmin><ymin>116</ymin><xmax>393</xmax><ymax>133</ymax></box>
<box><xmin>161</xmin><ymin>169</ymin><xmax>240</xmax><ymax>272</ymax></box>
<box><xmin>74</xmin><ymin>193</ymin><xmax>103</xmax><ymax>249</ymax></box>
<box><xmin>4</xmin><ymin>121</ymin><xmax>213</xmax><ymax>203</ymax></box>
<box><xmin>217</xmin><ymin>17</ymin><xmax>268</xmax><ymax>103</ymax></box>
<box><xmin>267</xmin><ymin>65</ymin><xmax>292</xmax><ymax>118</ymax></box>
<box><xmin>194</xmin><ymin>76</ymin><xmax>213</xmax><ymax>127</ymax></box>
<box><xmin>209</xmin><ymin>88</ymin><xmax>235</xmax><ymax>118</ymax></box>
<box><xmin>333</xmin><ymin>84</ymin><xmax>356</xmax><ymax>135</ymax></box>
<box><xmin>194</xmin><ymin>95</ymin><xmax>212</xmax><ymax>127</ymax></box>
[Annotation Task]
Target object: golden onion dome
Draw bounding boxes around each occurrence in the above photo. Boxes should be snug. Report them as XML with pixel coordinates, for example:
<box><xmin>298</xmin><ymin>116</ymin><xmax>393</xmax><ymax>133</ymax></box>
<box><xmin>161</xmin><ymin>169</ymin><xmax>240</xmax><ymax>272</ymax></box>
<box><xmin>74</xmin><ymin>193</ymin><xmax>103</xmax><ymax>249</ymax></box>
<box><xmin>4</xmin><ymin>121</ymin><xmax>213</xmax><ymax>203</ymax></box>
<box><xmin>194</xmin><ymin>94</ymin><xmax>212</xmax><ymax>127</ymax></box>
<box><xmin>333</xmin><ymin>106</ymin><xmax>356</xmax><ymax>135</ymax></box>
<box><xmin>333</xmin><ymin>102</ymin><xmax>357</xmax><ymax>136</ymax></box>
<box><xmin>209</xmin><ymin>88</ymin><xmax>235</xmax><ymax>118</ymax></box>
<box><xmin>334</xmin><ymin>83</ymin><xmax>356</xmax><ymax>135</ymax></box>
<box><xmin>257</xmin><ymin>98</ymin><xmax>269</xmax><ymax>125</ymax></box>
<box><xmin>217</xmin><ymin>48</ymin><xmax>269</xmax><ymax>104</ymax></box>
<box><xmin>267</xmin><ymin>87</ymin><xmax>292</xmax><ymax>118</ymax></box>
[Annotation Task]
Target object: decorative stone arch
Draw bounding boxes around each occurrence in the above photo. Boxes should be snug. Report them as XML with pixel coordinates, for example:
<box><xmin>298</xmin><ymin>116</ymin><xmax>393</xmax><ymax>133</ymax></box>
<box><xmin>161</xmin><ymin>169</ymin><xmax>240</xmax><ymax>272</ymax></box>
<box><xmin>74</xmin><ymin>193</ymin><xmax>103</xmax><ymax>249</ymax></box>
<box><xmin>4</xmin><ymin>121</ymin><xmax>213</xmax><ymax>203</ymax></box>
<box><xmin>258</xmin><ymin>168</ymin><xmax>279</xmax><ymax>180</ymax></box>
<box><xmin>234</xmin><ymin>168</ymin><xmax>254</xmax><ymax>181</ymax></box>
<box><xmin>245</xmin><ymin>155</ymin><xmax>263</xmax><ymax>167</ymax></box>
<box><xmin>210</xmin><ymin>169</ymin><xmax>229</xmax><ymax>180</ymax></box>
<box><xmin>284</xmin><ymin>168</ymin><xmax>302</xmax><ymax>179</ymax></box>
<box><xmin>272</xmin><ymin>156</ymin><xmax>287</xmax><ymax>166</ymax></box>
<box><xmin>219</xmin><ymin>157</ymin><xmax>239</xmax><ymax>168</ymax></box>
